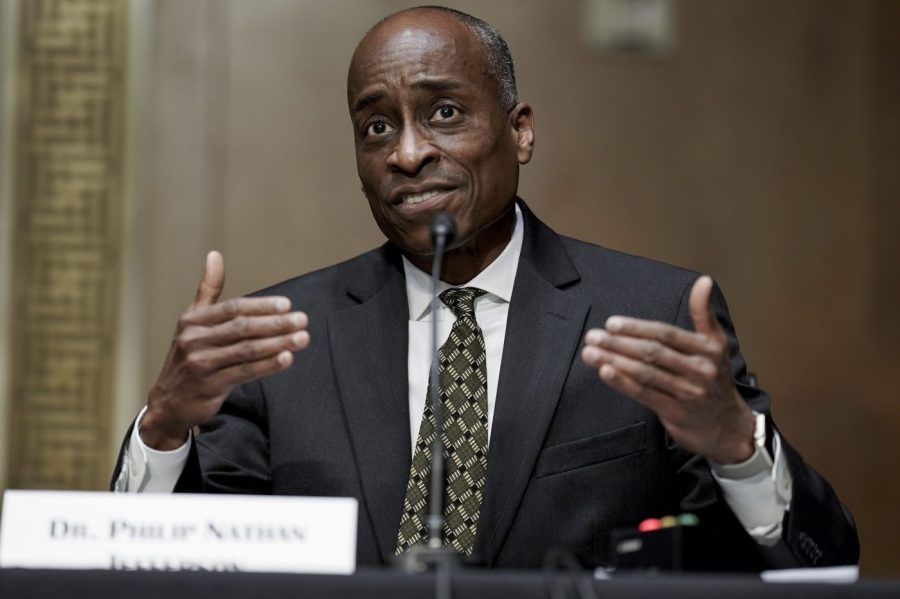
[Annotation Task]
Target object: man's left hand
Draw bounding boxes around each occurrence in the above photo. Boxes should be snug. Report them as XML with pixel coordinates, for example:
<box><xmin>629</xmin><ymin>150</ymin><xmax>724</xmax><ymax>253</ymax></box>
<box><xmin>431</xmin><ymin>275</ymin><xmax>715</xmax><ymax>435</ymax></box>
<box><xmin>580</xmin><ymin>276</ymin><xmax>755</xmax><ymax>464</ymax></box>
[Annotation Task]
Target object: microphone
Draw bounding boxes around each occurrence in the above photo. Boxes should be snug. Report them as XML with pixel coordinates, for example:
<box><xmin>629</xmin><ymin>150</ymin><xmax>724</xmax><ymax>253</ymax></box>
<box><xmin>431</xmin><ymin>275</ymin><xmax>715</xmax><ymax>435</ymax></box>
<box><xmin>427</xmin><ymin>211</ymin><xmax>455</xmax><ymax>551</ymax></box>
<box><xmin>430</xmin><ymin>211</ymin><xmax>456</xmax><ymax>249</ymax></box>
<box><xmin>395</xmin><ymin>212</ymin><xmax>462</xmax><ymax>583</ymax></box>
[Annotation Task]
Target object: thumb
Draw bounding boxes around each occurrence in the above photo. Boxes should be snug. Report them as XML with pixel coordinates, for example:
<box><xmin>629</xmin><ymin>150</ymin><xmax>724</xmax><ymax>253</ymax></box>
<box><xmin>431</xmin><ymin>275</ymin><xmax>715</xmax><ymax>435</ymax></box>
<box><xmin>688</xmin><ymin>275</ymin><xmax>717</xmax><ymax>336</ymax></box>
<box><xmin>191</xmin><ymin>251</ymin><xmax>225</xmax><ymax>308</ymax></box>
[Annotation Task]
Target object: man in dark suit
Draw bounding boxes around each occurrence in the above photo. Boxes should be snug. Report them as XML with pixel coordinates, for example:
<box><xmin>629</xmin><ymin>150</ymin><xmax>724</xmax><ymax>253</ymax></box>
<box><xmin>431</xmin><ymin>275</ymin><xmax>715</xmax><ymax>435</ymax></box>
<box><xmin>114</xmin><ymin>6</ymin><xmax>858</xmax><ymax>569</ymax></box>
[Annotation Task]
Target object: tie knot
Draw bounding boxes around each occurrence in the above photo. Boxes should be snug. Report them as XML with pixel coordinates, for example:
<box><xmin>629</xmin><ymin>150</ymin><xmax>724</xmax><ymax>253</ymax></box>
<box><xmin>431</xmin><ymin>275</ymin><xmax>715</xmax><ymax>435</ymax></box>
<box><xmin>440</xmin><ymin>287</ymin><xmax>487</xmax><ymax>318</ymax></box>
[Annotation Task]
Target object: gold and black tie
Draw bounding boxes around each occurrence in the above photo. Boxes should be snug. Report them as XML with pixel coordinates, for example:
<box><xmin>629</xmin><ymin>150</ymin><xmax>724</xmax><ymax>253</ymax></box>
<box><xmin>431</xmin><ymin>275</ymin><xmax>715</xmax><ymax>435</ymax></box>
<box><xmin>396</xmin><ymin>287</ymin><xmax>489</xmax><ymax>556</ymax></box>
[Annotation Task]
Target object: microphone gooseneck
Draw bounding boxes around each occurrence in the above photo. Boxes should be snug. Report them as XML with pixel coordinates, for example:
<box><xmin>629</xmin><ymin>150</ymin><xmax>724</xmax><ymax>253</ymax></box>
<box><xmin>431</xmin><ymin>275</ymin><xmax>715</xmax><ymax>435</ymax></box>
<box><xmin>395</xmin><ymin>212</ymin><xmax>462</xmax><ymax>591</ymax></box>
<box><xmin>427</xmin><ymin>211</ymin><xmax>456</xmax><ymax>550</ymax></box>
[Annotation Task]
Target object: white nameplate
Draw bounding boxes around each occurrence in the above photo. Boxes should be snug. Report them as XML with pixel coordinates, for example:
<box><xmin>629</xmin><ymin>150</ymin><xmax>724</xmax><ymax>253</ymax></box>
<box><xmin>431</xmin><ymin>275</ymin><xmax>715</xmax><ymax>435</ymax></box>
<box><xmin>0</xmin><ymin>490</ymin><xmax>357</xmax><ymax>574</ymax></box>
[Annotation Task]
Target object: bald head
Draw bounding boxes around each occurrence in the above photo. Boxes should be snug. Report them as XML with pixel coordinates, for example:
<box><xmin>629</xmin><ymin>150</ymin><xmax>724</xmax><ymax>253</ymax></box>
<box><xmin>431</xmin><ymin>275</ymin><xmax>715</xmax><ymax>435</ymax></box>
<box><xmin>349</xmin><ymin>6</ymin><xmax>518</xmax><ymax>113</ymax></box>
<box><xmin>345</xmin><ymin>6</ymin><xmax>534</xmax><ymax>282</ymax></box>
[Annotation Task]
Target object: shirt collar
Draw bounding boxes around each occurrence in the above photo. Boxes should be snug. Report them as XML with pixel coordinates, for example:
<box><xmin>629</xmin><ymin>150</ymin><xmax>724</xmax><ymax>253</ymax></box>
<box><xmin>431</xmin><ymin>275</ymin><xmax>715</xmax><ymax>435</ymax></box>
<box><xmin>403</xmin><ymin>203</ymin><xmax>524</xmax><ymax>321</ymax></box>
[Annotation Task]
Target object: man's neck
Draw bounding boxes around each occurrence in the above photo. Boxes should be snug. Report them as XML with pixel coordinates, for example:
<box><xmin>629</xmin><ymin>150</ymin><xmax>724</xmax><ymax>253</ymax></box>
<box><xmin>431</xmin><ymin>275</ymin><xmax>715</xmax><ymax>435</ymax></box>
<box><xmin>405</xmin><ymin>206</ymin><xmax>517</xmax><ymax>285</ymax></box>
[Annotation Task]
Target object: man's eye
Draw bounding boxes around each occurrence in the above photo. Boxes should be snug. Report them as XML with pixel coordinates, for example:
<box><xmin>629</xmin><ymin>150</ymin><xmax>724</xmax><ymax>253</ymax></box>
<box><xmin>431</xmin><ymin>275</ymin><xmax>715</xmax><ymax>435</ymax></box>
<box><xmin>365</xmin><ymin>120</ymin><xmax>393</xmax><ymax>137</ymax></box>
<box><xmin>432</xmin><ymin>105</ymin><xmax>457</xmax><ymax>121</ymax></box>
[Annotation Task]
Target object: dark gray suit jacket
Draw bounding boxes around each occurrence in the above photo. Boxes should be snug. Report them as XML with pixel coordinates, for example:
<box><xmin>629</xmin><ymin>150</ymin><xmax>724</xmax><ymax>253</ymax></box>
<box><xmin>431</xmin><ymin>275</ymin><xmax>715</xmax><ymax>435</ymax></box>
<box><xmin>115</xmin><ymin>201</ymin><xmax>858</xmax><ymax>570</ymax></box>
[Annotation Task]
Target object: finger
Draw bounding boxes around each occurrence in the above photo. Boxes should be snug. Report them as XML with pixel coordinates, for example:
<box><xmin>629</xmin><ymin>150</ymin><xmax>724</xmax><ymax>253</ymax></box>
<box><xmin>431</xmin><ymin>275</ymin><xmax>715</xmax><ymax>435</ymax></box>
<box><xmin>180</xmin><ymin>311</ymin><xmax>308</xmax><ymax>349</ymax></box>
<box><xmin>186</xmin><ymin>330</ymin><xmax>310</xmax><ymax>373</ymax></box>
<box><xmin>180</xmin><ymin>296</ymin><xmax>292</xmax><ymax>326</ymax></box>
<box><xmin>583</xmin><ymin>346</ymin><xmax>706</xmax><ymax>401</ymax></box>
<box><xmin>688</xmin><ymin>275</ymin><xmax>718</xmax><ymax>336</ymax></box>
<box><xmin>584</xmin><ymin>329</ymin><xmax>717</xmax><ymax>380</ymax></box>
<box><xmin>601</xmin><ymin>318</ymin><xmax>721</xmax><ymax>357</ymax></box>
<box><xmin>596</xmin><ymin>363</ymin><xmax>673</xmax><ymax>416</ymax></box>
<box><xmin>192</xmin><ymin>251</ymin><xmax>225</xmax><ymax>308</ymax></box>
<box><xmin>208</xmin><ymin>350</ymin><xmax>295</xmax><ymax>389</ymax></box>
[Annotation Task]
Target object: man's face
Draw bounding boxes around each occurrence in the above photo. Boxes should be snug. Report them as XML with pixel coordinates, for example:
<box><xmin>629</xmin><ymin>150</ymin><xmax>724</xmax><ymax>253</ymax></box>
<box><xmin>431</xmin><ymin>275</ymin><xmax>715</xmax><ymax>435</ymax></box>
<box><xmin>347</xmin><ymin>10</ymin><xmax>533</xmax><ymax>260</ymax></box>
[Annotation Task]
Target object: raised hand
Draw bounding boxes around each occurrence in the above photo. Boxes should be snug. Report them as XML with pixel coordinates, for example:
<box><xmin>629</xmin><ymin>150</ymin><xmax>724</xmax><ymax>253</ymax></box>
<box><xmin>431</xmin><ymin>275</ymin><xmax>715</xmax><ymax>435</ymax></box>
<box><xmin>581</xmin><ymin>276</ymin><xmax>754</xmax><ymax>464</ymax></box>
<box><xmin>140</xmin><ymin>251</ymin><xmax>310</xmax><ymax>450</ymax></box>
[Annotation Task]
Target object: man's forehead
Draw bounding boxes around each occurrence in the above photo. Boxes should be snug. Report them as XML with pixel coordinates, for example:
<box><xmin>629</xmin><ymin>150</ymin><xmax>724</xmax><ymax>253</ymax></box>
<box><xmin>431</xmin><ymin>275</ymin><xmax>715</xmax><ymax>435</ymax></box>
<box><xmin>354</xmin><ymin>26</ymin><xmax>459</xmax><ymax>72</ymax></box>
<box><xmin>348</xmin><ymin>10</ymin><xmax>487</xmax><ymax>92</ymax></box>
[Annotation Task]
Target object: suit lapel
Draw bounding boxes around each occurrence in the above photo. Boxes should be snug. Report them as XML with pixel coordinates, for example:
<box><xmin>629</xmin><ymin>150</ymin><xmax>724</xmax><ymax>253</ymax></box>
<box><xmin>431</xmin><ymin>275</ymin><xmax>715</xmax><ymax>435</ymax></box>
<box><xmin>326</xmin><ymin>205</ymin><xmax>589</xmax><ymax>565</ymax></box>
<box><xmin>475</xmin><ymin>203</ymin><xmax>590</xmax><ymax>565</ymax></box>
<box><xmin>328</xmin><ymin>248</ymin><xmax>411</xmax><ymax>564</ymax></box>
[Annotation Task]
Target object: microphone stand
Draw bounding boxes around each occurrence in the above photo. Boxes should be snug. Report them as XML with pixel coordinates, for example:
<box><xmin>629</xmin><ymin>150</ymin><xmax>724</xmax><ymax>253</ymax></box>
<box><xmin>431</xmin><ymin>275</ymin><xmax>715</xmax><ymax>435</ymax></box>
<box><xmin>395</xmin><ymin>213</ymin><xmax>460</xmax><ymax>596</ymax></box>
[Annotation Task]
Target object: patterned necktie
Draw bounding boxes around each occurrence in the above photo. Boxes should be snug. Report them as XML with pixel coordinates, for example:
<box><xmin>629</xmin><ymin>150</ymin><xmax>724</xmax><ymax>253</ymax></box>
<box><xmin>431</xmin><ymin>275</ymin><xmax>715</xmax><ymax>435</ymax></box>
<box><xmin>396</xmin><ymin>287</ymin><xmax>489</xmax><ymax>556</ymax></box>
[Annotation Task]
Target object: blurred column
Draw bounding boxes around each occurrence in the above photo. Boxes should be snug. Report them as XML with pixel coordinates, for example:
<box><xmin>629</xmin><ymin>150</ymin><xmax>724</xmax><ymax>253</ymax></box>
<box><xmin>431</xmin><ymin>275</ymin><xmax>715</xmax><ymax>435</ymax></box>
<box><xmin>0</xmin><ymin>0</ymin><xmax>20</xmax><ymax>490</ymax></box>
<box><xmin>1</xmin><ymin>0</ymin><xmax>128</xmax><ymax>490</ymax></box>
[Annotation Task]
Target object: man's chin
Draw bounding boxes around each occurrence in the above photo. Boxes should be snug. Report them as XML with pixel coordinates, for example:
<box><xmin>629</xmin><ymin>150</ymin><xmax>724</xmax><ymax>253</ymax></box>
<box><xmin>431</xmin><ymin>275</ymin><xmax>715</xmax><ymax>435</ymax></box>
<box><xmin>382</xmin><ymin>232</ymin><xmax>434</xmax><ymax>257</ymax></box>
<box><xmin>396</xmin><ymin>243</ymin><xmax>435</xmax><ymax>259</ymax></box>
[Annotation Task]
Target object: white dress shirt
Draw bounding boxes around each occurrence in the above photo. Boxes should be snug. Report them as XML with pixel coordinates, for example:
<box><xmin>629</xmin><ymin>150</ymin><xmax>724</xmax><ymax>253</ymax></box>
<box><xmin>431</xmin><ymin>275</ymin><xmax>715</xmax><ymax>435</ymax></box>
<box><xmin>116</xmin><ymin>205</ymin><xmax>791</xmax><ymax>545</ymax></box>
<box><xmin>403</xmin><ymin>203</ymin><xmax>523</xmax><ymax>448</ymax></box>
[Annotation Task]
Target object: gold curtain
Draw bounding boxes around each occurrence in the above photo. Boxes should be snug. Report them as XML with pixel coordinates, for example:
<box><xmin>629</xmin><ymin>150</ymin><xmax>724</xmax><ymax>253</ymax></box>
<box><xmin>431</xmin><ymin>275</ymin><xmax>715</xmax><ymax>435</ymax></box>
<box><xmin>6</xmin><ymin>0</ymin><xmax>127</xmax><ymax>489</ymax></box>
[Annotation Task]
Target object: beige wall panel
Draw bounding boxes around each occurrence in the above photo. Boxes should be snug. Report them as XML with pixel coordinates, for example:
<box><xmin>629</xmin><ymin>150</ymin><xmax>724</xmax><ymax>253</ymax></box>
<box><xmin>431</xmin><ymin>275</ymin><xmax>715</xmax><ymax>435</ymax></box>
<box><xmin>140</xmin><ymin>0</ymin><xmax>899</xmax><ymax>574</ymax></box>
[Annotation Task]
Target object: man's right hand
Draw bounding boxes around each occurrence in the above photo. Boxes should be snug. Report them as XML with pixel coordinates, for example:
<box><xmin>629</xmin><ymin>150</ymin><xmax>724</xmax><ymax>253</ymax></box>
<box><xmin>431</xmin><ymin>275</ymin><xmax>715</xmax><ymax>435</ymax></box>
<box><xmin>140</xmin><ymin>251</ymin><xmax>310</xmax><ymax>450</ymax></box>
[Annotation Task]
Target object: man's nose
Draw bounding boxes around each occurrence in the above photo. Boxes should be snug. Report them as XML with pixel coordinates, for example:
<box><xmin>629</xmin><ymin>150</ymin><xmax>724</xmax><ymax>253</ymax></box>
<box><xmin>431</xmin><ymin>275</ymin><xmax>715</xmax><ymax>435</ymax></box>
<box><xmin>386</xmin><ymin>124</ymin><xmax>438</xmax><ymax>174</ymax></box>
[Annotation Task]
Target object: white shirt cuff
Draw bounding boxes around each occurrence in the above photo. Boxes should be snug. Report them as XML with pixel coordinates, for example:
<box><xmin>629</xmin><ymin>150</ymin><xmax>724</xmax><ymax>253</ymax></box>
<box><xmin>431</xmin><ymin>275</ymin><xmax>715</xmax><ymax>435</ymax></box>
<box><xmin>710</xmin><ymin>431</ymin><xmax>793</xmax><ymax>547</ymax></box>
<box><xmin>113</xmin><ymin>405</ymin><xmax>191</xmax><ymax>493</ymax></box>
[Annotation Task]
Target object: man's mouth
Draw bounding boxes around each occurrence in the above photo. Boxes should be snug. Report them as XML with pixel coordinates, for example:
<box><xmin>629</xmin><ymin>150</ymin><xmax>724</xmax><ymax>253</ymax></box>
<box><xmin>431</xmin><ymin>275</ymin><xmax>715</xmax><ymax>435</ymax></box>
<box><xmin>401</xmin><ymin>190</ymin><xmax>442</xmax><ymax>205</ymax></box>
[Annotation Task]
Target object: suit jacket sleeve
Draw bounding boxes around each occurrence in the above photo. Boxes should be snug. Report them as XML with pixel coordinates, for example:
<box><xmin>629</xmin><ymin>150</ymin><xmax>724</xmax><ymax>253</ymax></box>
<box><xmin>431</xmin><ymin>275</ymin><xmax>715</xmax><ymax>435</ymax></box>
<box><xmin>678</xmin><ymin>279</ymin><xmax>859</xmax><ymax>568</ymax></box>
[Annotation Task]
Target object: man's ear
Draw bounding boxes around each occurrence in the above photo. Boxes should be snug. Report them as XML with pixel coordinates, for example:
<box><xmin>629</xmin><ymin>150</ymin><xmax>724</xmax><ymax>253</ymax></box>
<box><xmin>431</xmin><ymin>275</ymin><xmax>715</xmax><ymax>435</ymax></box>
<box><xmin>508</xmin><ymin>102</ymin><xmax>535</xmax><ymax>165</ymax></box>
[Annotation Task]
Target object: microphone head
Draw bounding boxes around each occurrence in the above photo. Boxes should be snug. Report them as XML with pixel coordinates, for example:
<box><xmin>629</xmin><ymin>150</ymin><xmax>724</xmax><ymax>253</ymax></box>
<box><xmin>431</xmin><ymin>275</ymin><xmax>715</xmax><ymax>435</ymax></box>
<box><xmin>430</xmin><ymin>211</ymin><xmax>457</xmax><ymax>247</ymax></box>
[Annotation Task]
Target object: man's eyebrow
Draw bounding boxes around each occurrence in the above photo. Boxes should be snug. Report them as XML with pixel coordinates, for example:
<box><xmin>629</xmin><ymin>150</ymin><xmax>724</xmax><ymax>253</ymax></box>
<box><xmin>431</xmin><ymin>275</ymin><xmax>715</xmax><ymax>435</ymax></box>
<box><xmin>352</xmin><ymin>80</ymin><xmax>464</xmax><ymax>113</ymax></box>
<box><xmin>353</xmin><ymin>91</ymin><xmax>385</xmax><ymax>113</ymax></box>
<box><xmin>413</xmin><ymin>79</ymin><xmax>463</xmax><ymax>93</ymax></box>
